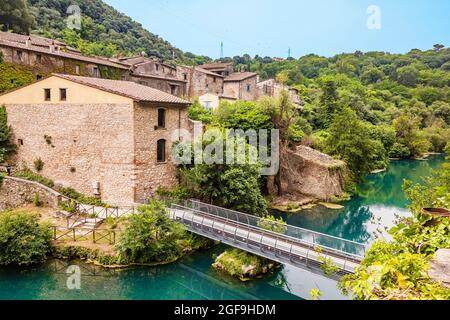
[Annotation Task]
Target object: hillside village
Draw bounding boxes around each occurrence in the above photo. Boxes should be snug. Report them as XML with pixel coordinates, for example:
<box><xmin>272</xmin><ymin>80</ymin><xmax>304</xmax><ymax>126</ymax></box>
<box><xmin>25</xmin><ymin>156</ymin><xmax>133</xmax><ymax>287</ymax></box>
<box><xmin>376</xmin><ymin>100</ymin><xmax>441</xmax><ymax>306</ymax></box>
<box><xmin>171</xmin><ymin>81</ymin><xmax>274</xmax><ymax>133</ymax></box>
<box><xmin>0</xmin><ymin>31</ymin><xmax>302</xmax><ymax>109</ymax></box>
<box><xmin>0</xmin><ymin>30</ymin><xmax>315</xmax><ymax>206</ymax></box>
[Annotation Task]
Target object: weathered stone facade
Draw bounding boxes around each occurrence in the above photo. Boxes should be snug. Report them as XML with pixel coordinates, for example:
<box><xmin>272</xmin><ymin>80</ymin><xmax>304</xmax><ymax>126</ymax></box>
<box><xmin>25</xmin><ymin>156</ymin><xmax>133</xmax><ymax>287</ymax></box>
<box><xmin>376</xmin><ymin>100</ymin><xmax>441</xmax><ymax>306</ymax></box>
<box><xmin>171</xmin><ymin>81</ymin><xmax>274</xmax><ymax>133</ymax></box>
<box><xmin>223</xmin><ymin>75</ymin><xmax>258</xmax><ymax>101</ymax></box>
<box><xmin>0</xmin><ymin>33</ymin><xmax>129</xmax><ymax>80</ymax></box>
<box><xmin>0</xmin><ymin>76</ymin><xmax>190</xmax><ymax>206</ymax></box>
<box><xmin>0</xmin><ymin>176</ymin><xmax>61</xmax><ymax>211</ymax></box>
<box><xmin>176</xmin><ymin>65</ymin><xmax>224</xmax><ymax>98</ymax></box>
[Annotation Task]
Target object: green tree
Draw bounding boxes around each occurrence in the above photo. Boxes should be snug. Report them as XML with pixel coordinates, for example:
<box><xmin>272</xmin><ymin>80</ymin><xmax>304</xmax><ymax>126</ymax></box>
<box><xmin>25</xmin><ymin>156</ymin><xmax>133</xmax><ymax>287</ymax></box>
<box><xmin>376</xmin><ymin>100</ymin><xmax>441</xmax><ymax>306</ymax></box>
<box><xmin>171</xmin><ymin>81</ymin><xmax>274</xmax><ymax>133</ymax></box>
<box><xmin>324</xmin><ymin>106</ymin><xmax>388</xmax><ymax>179</ymax></box>
<box><xmin>0</xmin><ymin>105</ymin><xmax>15</xmax><ymax>164</ymax></box>
<box><xmin>393</xmin><ymin>114</ymin><xmax>431</xmax><ymax>158</ymax></box>
<box><xmin>0</xmin><ymin>211</ymin><xmax>52</xmax><ymax>266</ymax></box>
<box><xmin>116</xmin><ymin>201</ymin><xmax>186</xmax><ymax>264</ymax></box>
<box><xmin>396</xmin><ymin>65</ymin><xmax>419</xmax><ymax>87</ymax></box>
<box><xmin>180</xmin><ymin>134</ymin><xmax>268</xmax><ymax>216</ymax></box>
<box><xmin>0</xmin><ymin>0</ymin><xmax>34</xmax><ymax>33</ymax></box>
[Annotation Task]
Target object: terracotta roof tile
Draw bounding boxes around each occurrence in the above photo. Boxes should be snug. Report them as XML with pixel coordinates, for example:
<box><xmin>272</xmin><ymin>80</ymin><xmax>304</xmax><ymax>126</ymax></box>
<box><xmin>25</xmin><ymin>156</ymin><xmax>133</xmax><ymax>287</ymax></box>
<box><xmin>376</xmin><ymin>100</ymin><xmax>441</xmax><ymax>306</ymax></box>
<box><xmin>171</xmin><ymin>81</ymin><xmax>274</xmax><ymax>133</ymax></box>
<box><xmin>224</xmin><ymin>72</ymin><xmax>258</xmax><ymax>82</ymax></box>
<box><xmin>0</xmin><ymin>38</ymin><xmax>128</xmax><ymax>70</ymax></box>
<box><xmin>54</xmin><ymin>74</ymin><xmax>190</xmax><ymax>105</ymax></box>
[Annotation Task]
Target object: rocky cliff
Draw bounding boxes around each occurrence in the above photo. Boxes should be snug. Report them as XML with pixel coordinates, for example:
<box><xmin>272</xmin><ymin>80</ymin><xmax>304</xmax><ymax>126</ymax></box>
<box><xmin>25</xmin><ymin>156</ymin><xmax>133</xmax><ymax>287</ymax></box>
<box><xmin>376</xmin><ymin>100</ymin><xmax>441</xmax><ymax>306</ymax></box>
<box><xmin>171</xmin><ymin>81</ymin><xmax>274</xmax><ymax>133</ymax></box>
<box><xmin>269</xmin><ymin>146</ymin><xmax>346</xmax><ymax>203</ymax></box>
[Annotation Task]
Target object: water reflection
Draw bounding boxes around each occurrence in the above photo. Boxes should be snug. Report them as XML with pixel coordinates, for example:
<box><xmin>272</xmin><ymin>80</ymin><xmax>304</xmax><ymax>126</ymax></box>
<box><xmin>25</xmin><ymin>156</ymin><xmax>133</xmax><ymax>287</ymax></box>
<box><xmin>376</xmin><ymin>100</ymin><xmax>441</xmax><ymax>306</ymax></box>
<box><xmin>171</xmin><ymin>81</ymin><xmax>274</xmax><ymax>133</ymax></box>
<box><xmin>275</xmin><ymin>155</ymin><xmax>446</xmax><ymax>244</ymax></box>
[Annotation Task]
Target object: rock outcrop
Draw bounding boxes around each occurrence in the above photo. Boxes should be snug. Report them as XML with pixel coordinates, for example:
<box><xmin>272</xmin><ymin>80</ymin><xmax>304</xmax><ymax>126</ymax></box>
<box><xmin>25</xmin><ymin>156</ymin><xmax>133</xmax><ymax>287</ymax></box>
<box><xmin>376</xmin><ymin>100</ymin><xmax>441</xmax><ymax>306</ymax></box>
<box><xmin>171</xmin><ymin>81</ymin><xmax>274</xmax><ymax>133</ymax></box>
<box><xmin>269</xmin><ymin>146</ymin><xmax>346</xmax><ymax>202</ymax></box>
<box><xmin>428</xmin><ymin>249</ymin><xmax>450</xmax><ymax>288</ymax></box>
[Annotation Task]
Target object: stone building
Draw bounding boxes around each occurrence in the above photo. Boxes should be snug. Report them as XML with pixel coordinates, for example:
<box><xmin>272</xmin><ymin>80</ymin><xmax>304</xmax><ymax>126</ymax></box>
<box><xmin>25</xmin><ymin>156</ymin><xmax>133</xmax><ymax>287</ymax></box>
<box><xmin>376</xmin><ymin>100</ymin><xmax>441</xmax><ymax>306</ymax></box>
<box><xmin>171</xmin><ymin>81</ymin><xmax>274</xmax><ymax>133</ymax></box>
<box><xmin>118</xmin><ymin>56</ymin><xmax>187</xmax><ymax>96</ymax></box>
<box><xmin>0</xmin><ymin>31</ymin><xmax>129</xmax><ymax>80</ymax></box>
<box><xmin>176</xmin><ymin>65</ymin><xmax>224</xmax><ymax>98</ymax></box>
<box><xmin>223</xmin><ymin>72</ymin><xmax>259</xmax><ymax>101</ymax></box>
<box><xmin>257</xmin><ymin>78</ymin><xmax>302</xmax><ymax>107</ymax></box>
<box><xmin>0</xmin><ymin>31</ymin><xmax>187</xmax><ymax>97</ymax></box>
<box><xmin>0</xmin><ymin>74</ymin><xmax>190</xmax><ymax>205</ymax></box>
<box><xmin>198</xmin><ymin>62</ymin><xmax>234</xmax><ymax>77</ymax></box>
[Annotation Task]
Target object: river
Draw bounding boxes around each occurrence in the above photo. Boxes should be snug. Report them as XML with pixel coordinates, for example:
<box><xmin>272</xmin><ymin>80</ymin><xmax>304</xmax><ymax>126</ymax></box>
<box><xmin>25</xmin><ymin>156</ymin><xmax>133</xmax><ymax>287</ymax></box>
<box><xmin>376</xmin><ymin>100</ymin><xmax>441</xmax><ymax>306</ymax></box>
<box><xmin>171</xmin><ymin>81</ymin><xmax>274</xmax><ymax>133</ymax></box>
<box><xmin>0</xmin><ymin>155</ymin><xmax>446</xmax><ymax>300</ymax></box>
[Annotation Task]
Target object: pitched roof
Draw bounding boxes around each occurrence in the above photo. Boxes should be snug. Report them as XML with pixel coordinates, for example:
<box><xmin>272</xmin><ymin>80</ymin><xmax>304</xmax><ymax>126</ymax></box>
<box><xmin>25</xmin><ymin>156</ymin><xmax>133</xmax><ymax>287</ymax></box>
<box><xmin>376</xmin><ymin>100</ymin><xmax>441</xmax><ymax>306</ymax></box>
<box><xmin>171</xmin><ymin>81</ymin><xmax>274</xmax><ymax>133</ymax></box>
<box><xmin>200</xmin><ymin>62</ymin><xmax>233</xmax><ymax>70</ymax></box>
<box><xmin>0</xmin><ymin>38</ymin><xmax>128</xmax><ymax>70</ymax></box>
<box><xmin>0</xmin><ymin>31</ymin><xmax>65</xmax><ymax>47</ymax></box>
<box><xmin>195</xmin><ymin>67</ymin><xmax>225</xmax><ymax>77</ymax></box>
<box><xmin>54</xmin><ymin>74</ymin><xmax>190</xmax><ymax>105</ymax></box>
<box><xmin>224</xmin><ymin>72</ymin><xmax>258</xmax><ymax>82</ymax></box>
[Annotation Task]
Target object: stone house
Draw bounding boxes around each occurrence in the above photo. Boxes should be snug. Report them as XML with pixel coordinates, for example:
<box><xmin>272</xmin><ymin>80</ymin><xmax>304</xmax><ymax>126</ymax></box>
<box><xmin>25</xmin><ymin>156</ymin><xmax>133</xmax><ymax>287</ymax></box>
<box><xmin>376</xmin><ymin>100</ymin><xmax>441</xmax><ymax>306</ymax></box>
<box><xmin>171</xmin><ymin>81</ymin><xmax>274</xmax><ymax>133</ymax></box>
<box><xmin>0</xmin><ymin>31</ymin><xmax>187</xmax><ymax>97</ymax></box>
<box><xmin>0</xmin><ymin>31</ymin><xmax>129</xmax><ymax>80</ymax></box>
<box><xmin>0</xmin><ymin>74</ymin><xmax>190</xmax><ymax>205</ymax></box>
<box><xmin>118</xmin><ymin>56</ymin><xmax>187</xmax><ymax>97</ymax></box>
<box><xmin>256</xmin><ymin>78</ymin><xmax>302</xmax><ymax>107</ymax></box>
<box><xmin>223</xmin><ymin>72</ymin><xmax>258</xmax><ymax>101</ymax></box>
<box><xmin>176</xmin><ymin>65</ymin><xmax>224</xmax><ymax>98</ymax></box>
<box><xmin>198</xmin><ymin>62</ymin><xmax>234</xmax><ymax>77</ymax></box>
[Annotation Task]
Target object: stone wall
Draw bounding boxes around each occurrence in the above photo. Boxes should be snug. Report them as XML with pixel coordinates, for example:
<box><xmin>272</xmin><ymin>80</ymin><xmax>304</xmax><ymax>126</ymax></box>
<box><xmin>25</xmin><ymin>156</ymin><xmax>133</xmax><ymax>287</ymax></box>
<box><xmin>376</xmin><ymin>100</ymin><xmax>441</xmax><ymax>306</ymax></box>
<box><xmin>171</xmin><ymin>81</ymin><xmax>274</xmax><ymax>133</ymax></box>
<box><xmin>223</xmin><ymin>76</ymin><xmax>258</xmax><ymax>101</ymax></box>
<box><xmin>0</xmin><ymin>176</ymin><xmax>61</xmax><ymax>211</ymax></box>
<box><xmin>133</xmin><ymin>102</ymin><xmax>189</xmax><ymax>203</ymax></box>
<box><xmin>5</xmin><ymin>102</ymin><xmax>136</xmax><ymax>205</ymax></box>
<box><xmin>0</xmin><ymin>45</ymin><xmax>127</xmax><ymax>79</ymax></box>
<box><xmin>177</xmin><ymin>65</ymin><xmax>224</xmax><ymax>98</ymax></box>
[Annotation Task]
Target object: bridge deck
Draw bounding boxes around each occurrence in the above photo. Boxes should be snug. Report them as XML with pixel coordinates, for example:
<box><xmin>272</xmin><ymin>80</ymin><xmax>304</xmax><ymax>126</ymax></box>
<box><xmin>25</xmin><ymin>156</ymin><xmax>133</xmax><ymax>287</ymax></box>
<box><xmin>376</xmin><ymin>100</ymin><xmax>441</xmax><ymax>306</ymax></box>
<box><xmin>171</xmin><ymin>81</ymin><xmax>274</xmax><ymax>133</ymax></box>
<box><xmin>169</xmin><ymin>205</ymin><xmax>362</xmax><ymax>276</ymax></box>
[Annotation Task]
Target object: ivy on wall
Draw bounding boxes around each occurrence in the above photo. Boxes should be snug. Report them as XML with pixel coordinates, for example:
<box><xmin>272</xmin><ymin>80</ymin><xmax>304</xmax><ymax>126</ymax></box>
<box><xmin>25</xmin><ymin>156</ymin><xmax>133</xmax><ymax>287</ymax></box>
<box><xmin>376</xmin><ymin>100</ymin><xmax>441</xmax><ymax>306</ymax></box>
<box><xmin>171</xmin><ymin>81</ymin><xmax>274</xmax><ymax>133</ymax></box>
<box><xmin>0</xmin><ymin>62</ymin><xmax>35</xmax><ymax>93</ymax></box>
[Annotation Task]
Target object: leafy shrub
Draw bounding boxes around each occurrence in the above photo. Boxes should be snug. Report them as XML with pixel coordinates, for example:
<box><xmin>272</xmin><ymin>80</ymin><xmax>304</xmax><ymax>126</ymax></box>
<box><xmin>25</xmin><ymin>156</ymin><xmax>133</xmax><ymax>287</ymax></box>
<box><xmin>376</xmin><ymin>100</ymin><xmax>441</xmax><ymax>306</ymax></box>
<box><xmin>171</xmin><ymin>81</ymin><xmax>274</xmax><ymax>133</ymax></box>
<box><xmin>58</xmin><ymin>187</ymin><xmax>107</xmax><ymax>207</ymax></box>
<box><xmin>257</xmin><ymin>215</ymin><xmax>288</xmax><ymax>234</ymax></box>
<box><xmin>213</xmin><ymin>248</ymin><xmax>273</xmax><ymax>279</ymax></box>
<box><xmin>116</xmin><ymin>201</ymin><xmax>186</xmax><ymax>264</ymax></box>
<box><xmin>33</xmin><ymin>192</ymin><xmax>42</xmax><ymax>207</ymax></box>
<box><xmin>389</xmin><ymin>142</ymin><xmax>411</xmax><ymax>158</ymax></box>
<box><xmin>13</xmin><ymin>168</ymin><xmax>55</xmax><ymax>188</ymax></box>
<box><xmin>339</xmin><ymin>163</ymin><xmax>450</xmax><ymax>300</ymax></box>
<box><xmin>0</xmin><ymin>211</ymin><xmax>52</xmax><ymax>266</ymax></box>
<box><xmin>33</xmin><ymin>158</ymin><xmax>44</xmax><ymax>172</ymax></box>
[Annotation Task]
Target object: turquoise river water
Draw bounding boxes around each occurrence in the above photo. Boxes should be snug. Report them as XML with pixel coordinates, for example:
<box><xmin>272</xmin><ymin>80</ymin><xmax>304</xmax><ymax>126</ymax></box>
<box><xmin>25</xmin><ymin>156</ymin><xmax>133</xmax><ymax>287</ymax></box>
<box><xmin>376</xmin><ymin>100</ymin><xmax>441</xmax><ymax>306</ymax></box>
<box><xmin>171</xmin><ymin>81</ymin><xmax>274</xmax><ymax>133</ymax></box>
<box><xmin>0</xmin><ymin>155</ymin><xmax>446</xmax><ymax>300</ymax></box>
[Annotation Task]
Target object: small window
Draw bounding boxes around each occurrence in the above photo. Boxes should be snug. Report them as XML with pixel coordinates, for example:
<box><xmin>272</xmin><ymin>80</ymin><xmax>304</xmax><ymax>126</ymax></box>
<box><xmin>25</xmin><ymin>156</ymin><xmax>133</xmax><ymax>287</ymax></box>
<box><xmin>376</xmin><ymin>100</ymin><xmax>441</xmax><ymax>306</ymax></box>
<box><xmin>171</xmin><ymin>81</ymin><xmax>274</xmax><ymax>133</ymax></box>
<box><xmin>44</xmin><ymin>89</ymin><xmax>51</xmax><ymax>101</ymax></box>
<box><xmin>156</xmin><ymin>64</ymin><xmax>159</xmax><ymax>71</ymax></box>
<box><xmin>18</xmin><ymin>139</ymin><xmax>24</xmax><ymax>146</ymax></box>
<box><xmin>157</xmin><ymin>139</ymin><xmax>166</xmax><ymax>163</ymax></box>
<box><xmin>170</xmin><ymin>85</ymin><xmax>177</xmax><ymax>95</ymax></box>
<box><xmin>36</xmin><ymin>54</ymin><xmax>42</xmax><ymax>64</ymax></box>
<box><xmin>75</xmin><ymin>65</ymin><xmax>80</xmax><ymax>75</ymax></box>
<box><xmin>157</xmin><ymin>108</ymin><xmax>166</xmax><ymax>128</ymax></box>
<box><xmin>246</xmin><ymin>84</ymin><xmax>251</xmax><ymax>92</ymax></box>
<box><xmin>17</xmin><ymin>50</ymin><xmax>23</xmax><ymax>61</ymax></box>
<box><xmin>93</xmin><ymin>67</ymin><xmax>99</xmax><ymax>77</ymax></box>
<box><xmin>213</xmin><ymin>77</ymin><xmax>217</xmax><ymax>83</ymax></box>
<box><xmin>183</xmin><ymin>73</ymin><xmax>188</xmax><ymax>81</ymax></box>
<box><xmin>60</xmin><ymin>88</ymin><xmax>67</xmax><ymax>101</ymax></box>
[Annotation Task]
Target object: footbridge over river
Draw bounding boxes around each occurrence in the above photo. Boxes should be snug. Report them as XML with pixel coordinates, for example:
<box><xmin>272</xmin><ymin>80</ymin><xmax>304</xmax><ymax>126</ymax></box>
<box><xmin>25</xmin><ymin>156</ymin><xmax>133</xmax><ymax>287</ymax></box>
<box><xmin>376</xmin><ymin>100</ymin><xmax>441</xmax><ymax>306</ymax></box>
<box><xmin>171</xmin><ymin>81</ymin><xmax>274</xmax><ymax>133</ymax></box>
<box><xmin>169</xmin><ymin>200</ymin><xmax>368</xmax><ymax>276</ymax></box>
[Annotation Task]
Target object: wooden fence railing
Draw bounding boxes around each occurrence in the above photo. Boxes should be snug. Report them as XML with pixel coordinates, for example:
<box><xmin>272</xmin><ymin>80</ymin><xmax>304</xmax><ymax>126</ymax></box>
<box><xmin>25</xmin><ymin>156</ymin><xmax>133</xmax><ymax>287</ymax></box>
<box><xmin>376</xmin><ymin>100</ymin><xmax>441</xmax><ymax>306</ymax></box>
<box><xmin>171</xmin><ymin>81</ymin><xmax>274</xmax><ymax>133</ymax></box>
<box><xmin>52</xmin><ymin>226</ymin><xmax>119</xmax><ymax>245</ymax></box>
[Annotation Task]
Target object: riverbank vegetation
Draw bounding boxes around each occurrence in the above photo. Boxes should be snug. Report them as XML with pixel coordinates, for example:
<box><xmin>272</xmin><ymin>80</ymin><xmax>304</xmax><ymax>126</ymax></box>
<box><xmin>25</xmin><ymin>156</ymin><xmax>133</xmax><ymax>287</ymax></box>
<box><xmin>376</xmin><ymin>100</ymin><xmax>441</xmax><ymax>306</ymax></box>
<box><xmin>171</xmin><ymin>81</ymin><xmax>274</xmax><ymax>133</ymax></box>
<box><xmin>0</xmin><ymin>209</ymin><xmax>52</xmax><ymax>266</ymax></box>
<box><xmin>213</xmin><ymin>248</ymin><xmax>277</xmax><ymax>281</ymax></box>
<box><xmin>339</xmin><ymin>152</ymin><xmax>450</xmax><ymax>300</ymax></box>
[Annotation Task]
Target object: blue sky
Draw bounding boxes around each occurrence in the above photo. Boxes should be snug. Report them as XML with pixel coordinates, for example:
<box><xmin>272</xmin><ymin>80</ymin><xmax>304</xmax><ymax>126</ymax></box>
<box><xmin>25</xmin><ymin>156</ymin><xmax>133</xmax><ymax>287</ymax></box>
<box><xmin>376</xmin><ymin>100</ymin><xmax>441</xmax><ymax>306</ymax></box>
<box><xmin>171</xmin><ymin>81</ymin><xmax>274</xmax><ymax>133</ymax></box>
<box><xmin>104</xmin><ymin>0</ymin><xmax>450</xmax><ymax>59</ymax></box>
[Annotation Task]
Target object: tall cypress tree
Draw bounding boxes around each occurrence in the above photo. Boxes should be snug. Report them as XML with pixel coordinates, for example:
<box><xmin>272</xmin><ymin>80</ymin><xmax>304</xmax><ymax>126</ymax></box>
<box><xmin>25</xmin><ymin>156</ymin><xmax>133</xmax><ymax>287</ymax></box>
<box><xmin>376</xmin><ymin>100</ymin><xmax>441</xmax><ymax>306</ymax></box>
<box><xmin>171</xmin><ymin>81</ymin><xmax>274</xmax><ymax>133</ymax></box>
<box><xmin>0</xmin><ymin>105</ymin><xmax>14</xmax><ymax>164</ymax></box>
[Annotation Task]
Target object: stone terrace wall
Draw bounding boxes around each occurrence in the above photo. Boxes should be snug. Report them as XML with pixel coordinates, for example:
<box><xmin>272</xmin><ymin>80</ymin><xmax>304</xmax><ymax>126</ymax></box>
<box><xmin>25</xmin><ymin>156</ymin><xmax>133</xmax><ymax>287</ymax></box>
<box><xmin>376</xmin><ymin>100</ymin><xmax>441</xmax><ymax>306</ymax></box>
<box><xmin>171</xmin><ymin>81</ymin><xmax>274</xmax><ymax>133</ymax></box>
<box><xmin>0</xmin><ymin>176</ymin><xmax>61</xmax><ymax>211</ymax></box>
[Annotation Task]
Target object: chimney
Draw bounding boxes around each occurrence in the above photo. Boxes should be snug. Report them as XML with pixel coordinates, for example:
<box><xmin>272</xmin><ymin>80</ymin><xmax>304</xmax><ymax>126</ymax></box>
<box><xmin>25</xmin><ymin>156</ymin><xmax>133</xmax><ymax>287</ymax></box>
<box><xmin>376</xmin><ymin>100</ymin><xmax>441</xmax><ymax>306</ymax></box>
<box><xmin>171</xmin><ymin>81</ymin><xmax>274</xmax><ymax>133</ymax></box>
<box><xmin>25</xmin><ymin>37</ymin><xmax>31</xmax><ymax>48</ymax></box>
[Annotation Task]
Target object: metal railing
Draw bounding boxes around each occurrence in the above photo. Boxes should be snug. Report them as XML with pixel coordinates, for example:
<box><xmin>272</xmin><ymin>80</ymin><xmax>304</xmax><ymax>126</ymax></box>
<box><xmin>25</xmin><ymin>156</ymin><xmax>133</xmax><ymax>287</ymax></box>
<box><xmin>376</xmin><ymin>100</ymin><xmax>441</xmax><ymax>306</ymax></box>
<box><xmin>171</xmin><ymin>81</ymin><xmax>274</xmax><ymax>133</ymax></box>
<box><xmin>170</xmin><ymin>203</ymin><xmax>361</xmax><ymax>274</ymax></box>
<box><xmin>180</xmin><ymin>199</ymin><xmax>367</xmax><ymax>258</ymax></box>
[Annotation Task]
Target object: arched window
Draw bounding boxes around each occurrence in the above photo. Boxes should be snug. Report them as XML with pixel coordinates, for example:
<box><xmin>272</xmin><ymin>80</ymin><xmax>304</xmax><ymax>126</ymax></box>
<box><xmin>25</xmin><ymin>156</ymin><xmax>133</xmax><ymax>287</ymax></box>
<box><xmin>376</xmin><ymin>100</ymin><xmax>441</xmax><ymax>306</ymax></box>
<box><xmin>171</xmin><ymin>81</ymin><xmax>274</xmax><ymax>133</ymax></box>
<box><xmin>157</xmin><ymin>108</ymin><xmax>166</xmax><ymax>128</ymax></box>
<box><xmin>157</xmin><ymin>139</ymin><xmax>166</xmax><ymax>163</ymax></box>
